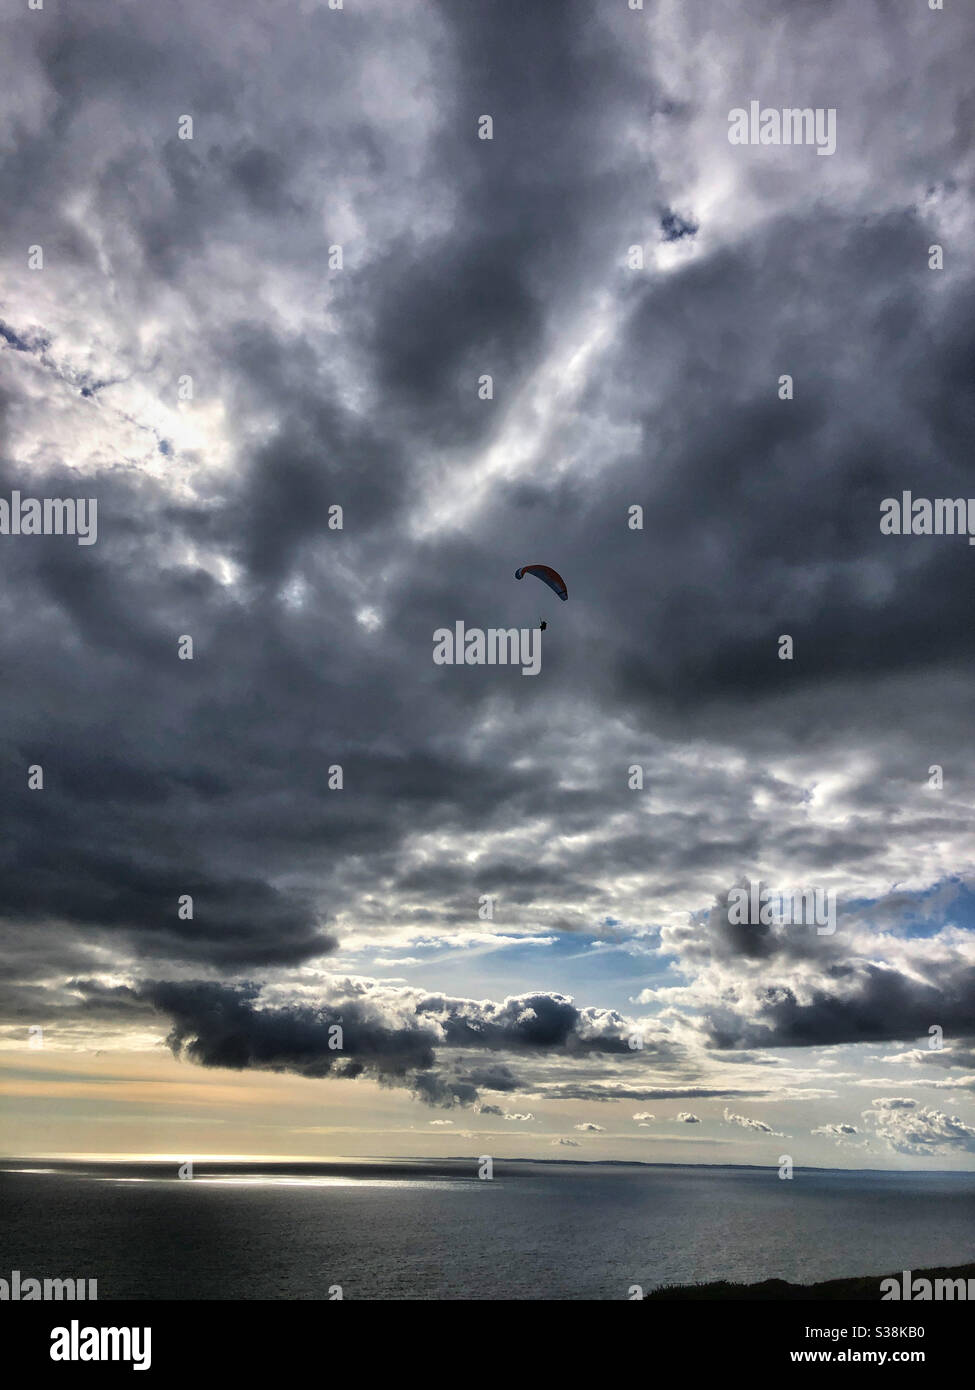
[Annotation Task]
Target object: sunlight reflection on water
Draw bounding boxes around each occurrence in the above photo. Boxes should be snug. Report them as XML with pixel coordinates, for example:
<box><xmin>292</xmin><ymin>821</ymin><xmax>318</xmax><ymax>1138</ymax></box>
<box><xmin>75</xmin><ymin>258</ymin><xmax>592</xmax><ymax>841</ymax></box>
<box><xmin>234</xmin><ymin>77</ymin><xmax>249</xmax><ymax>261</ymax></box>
<box><xmin>97</xmin><ymin>1174</ymin><xmax>471</xmax><ymax>1189</ymax></box>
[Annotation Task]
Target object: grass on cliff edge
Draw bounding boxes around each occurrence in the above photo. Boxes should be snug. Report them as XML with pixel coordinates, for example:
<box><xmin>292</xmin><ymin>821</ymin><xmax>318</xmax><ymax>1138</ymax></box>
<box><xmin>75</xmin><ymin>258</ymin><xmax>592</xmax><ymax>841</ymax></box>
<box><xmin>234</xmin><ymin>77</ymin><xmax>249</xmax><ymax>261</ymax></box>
<box><xmin>646</xmin><ymin>1263</ymin><xmax>975</xmax><ymax>1300</ymax></box>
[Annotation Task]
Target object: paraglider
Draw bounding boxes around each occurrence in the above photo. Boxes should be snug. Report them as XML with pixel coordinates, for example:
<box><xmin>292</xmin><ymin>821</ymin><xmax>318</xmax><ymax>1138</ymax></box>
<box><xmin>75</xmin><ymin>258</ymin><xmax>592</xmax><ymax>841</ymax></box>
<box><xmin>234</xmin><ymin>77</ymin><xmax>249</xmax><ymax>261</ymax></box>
<box><xmin>514</xmin><ymin>564</ymin><xmax>567</xmax><ymax>631</ymax></box>
<box><xmin>514</xmin><ymin>564</ymin><xmax>568</xmax><ymax>601</ymax></box>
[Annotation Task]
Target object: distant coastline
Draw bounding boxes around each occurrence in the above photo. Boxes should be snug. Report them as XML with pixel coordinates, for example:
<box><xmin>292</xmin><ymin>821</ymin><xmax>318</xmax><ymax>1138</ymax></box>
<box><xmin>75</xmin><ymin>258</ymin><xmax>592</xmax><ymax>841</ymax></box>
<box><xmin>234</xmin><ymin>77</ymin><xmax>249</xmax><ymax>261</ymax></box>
<box><xmin>648</xmin><ymin>1263</ymin><xmax>975</xmax><ymax>1300</ymax></box>
<box><xmin>5</xmin><ymin>1155</ymin><xmax>975</xmax><ymax>1176</ymax></box>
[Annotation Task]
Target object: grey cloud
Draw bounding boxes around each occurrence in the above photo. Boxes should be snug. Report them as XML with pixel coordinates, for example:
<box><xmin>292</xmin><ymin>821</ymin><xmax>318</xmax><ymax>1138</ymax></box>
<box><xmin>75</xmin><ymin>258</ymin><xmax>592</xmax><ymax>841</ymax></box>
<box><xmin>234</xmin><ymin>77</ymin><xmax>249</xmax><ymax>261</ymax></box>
<box><xmin>862</xmin><ymin>1099</ymin><xmax>975</xmax><ymax>1155</ymax></box>
<box><xmin>700</xmin><ymin>958</ymin><xmax>975</xmax><ymax>1051</ymax></box>
<box><xmin>133</xmin><ymin>978</ymin><xmax>649</xmax><ymax>1106</ymax></box>
<box><xmin>540</xmin><ymin>1084</ymin><xmax>767</xmax><ymax>1103</ymax></box>
<box><xmin>812</xmin><ymin>1123</ymin><xmax>858</xmax><ymax>1139</ymax></box>
<box><xmin>722</xmin><ymin>1108</ymin><xmax>785</xmax><ymax>1136</ymax></box>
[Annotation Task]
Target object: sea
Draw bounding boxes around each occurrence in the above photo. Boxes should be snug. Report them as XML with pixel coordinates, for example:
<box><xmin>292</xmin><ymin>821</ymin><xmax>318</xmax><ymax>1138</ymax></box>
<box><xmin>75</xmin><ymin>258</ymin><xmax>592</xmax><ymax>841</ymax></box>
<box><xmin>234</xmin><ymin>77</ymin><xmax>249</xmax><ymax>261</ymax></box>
<box><xmin>2</xmin><ymin>1159</ymin><xmax>974</xmax><ymax>1301</ymax></box>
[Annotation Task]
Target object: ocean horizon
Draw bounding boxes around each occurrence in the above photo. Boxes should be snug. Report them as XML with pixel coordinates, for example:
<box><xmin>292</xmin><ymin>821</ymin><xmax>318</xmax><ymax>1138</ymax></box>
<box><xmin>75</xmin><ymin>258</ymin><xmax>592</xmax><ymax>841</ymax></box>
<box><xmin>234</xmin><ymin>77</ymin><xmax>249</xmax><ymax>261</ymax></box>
<box><xmin>3</xmin><ymin>1159</ymin><xmax>973</xmax><ymax>1301</ymax></box>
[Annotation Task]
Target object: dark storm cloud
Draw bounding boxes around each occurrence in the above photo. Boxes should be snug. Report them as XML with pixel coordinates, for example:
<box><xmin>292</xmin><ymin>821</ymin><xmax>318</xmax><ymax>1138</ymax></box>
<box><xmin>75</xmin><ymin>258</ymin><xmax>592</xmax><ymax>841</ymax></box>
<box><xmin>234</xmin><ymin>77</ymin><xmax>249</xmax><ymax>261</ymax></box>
<box><xmin>132</xmin><ymin>979</ymin><xmax>644</xmax><ymax>1105</ymax></box>
<box><xmin>1</xmin><ymin>0</ymin><xmax>974</xmax><ymax>1126</ymax></box>
<box><xmin>0</xmin><ymin>459</ymin><xmax>337</xmax><ymax>968</ymax></box>
<box><xmin>582</xmin><ymin>213</ymin><xmax>975</xmax><ymax>716</ymax></box>
<box><xmin>410</xmin><ymin>1072</ymin><xmax>479</xmax><ymax>1108</ymax></box>
<box><xmin>0</xmin><ymin>320</ymin><xmax>37</xmax><ymax>353</ymax></box>
<box><xmin>660</xmin><ymin>210</ymin><xmax>698</xmax><ymax>242</ymax></box>
<box><xmin>416</xmin><ymin>990</ymin><xmax>635</xmax><ymax>1053</ymax></box>
<box><xmin>700</xmin><ymin>959</ymin><xmax>975</xmax><ymax>1051</ymax></box>
<box><xmin>140</xmin><ymin>979</ymin><xmax>435</xmax><ymax>1080</ymax></box>
<box><xmin>457</xmin><ymin>1063</ymin><xmax>522</xmax><ymax>1092</ymax></box>
<box><xmin>656</xmin><ymin>885</ymin><xmax>975</xmax><ymax>1059</ymax></box>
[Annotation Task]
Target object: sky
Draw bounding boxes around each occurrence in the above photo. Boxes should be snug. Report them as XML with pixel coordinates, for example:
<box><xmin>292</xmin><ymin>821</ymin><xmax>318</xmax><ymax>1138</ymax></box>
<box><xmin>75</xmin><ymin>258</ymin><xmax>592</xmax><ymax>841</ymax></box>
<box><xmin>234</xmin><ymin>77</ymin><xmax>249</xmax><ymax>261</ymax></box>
<box><xmin>1</xmin><ymin>0</ymin><xmax>974</xmax><ymax>1170</ymax></box>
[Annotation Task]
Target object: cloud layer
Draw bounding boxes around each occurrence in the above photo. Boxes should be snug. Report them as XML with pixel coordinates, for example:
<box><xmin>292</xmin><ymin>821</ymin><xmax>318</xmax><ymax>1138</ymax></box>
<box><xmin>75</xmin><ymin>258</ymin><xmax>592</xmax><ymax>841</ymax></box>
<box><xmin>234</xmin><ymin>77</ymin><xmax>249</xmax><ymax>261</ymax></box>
<box><xmin>0</xmin><ymin>0</ymin><xmax>973</xmax><ymax>1159</ymax></box>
